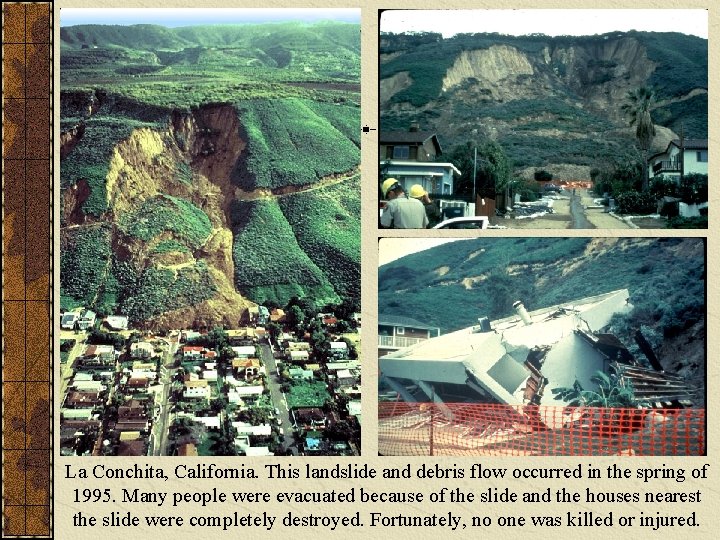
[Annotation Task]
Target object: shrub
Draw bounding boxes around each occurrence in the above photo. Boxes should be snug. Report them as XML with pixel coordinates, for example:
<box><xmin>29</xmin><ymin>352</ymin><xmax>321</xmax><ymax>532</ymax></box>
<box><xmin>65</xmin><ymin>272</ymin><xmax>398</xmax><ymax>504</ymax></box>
<box><xmin>60</xmin><ymin>225</ymin><xmax>112</xmax><ymax>305</ymax></box>
<box><xmin>231</xmin><ymin>199</ymin><xmax>339</xmax><ymax>306</ymax></box>
<box><xmin>615</xmin><ymin>191</ymin><xmax>657</xmax><ymax>215</ymax></box>
<box><xmin>649</xmin><ymin>176</ymin><xmax>678</xmax><ymax>199</ymax></box>
<box><xmin>667</xmin><ymin>216</ymin><xmax>708</xmax><ymax>229</ymax></box>
<box><xmin>278</xmin><ymin>175</ymin><xmax>360</xmax><ymax>305</ymax></box>
<box><xmin>678</xmin><ymin>174</ymin><xmax>708</xmax><ymax>204</ymax></box>
<box><xmin>121</xmin><ymin>262</ymin><xmax>216</xmax><ymax>324</ymax></box>
<box><xmin>151</xmin><ymin>239</ymin><xmax>191</xmax><ymax>254</ymax></box>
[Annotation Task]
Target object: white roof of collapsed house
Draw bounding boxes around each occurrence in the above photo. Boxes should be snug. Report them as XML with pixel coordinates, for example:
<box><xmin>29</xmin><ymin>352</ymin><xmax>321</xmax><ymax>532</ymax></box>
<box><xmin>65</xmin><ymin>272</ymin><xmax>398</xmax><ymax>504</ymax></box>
<box><xmin>380</xmin><ymin>289</ymin><xmax>631</xmax><ymax>406</ymax></box>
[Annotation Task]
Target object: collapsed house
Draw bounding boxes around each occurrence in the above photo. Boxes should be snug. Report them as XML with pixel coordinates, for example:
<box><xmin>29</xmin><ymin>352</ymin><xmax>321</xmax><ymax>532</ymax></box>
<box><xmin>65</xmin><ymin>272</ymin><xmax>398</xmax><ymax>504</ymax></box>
<box><xmin>379</xmin><ymin>289</ymin><xmax>695</xmax><ymax>411</ymax></box>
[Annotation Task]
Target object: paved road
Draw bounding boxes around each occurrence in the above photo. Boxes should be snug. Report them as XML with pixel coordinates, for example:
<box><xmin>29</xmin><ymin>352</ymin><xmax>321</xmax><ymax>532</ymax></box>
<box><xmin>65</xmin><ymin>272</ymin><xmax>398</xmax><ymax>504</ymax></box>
<box><xmin>151</xmin><ymin>339</ymin><xmax>178</xmax><ymax>456</ymax></box>
<box><xmin>569</xmin><ymin>190</ymin><xmax>595</xmax><ymax>229</ymax></box>
<box><xmin>59</xmin><ymin>331</ymin><xmax>88</xmax><ymax>398</ymax></box>
<box><xmin>258</xmin><ymin>342</ymin><xmax>296</xmax><ymax>454</ymax></box>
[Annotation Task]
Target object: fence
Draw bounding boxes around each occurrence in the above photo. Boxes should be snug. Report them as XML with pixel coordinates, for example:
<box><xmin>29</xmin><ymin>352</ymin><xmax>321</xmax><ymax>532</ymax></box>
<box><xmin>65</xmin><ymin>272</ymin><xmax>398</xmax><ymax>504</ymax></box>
<box><xmin>378</xmin><ymin>402</ymin><xmax>705</xmax><ymax>456</ymax></box>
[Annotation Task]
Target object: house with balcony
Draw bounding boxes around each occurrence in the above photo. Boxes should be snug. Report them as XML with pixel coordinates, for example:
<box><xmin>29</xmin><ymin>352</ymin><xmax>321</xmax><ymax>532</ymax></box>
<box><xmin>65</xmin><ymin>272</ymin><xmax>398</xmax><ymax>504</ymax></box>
<box><xmin>649</xmin><ymin>139</ymin><xmax>708</xmax><ymax>181</ymax></box>
<box><xmin>378</xmin><ymin>315</ymin><xmax>440</xmax><ymax>357</ymax></box>
<box><xmin>380</xmin><ymin>126</ymin><xmax>461</xmax><ymax>196</ymax></box>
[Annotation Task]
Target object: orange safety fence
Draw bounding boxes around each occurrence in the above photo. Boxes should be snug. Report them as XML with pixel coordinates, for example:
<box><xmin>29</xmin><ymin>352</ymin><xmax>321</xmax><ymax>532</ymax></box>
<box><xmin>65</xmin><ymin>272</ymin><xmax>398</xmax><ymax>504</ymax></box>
<box><xmin>378</xmin><ymin>402</ymin><xmax>705</xmax><ymax>456</ymax></box>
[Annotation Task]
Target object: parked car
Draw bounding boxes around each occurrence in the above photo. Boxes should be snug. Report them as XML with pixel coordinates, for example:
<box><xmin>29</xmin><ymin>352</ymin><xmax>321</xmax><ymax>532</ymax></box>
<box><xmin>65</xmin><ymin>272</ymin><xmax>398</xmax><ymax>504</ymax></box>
<box><xmin>432</xmin><ymin>216</ymin><xmax>489</xmax><ymax>229</ymax></box>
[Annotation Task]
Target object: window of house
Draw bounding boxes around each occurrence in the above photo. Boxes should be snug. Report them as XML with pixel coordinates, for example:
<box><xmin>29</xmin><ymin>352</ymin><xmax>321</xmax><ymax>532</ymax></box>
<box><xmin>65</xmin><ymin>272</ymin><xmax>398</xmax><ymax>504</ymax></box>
<box><xmin>696</xmin><ymin>150</ymin><xmax>708</xmax><ymax>162</ymax></box>
<box><xmin>395</xmin><ymin>326</ymin><xmax>405</xmax><ymax>335</ymax></box>
<box><xmin>392</xmin><ymin>145</ymin><xmax>410</xmax><ymax>159</ymax></box>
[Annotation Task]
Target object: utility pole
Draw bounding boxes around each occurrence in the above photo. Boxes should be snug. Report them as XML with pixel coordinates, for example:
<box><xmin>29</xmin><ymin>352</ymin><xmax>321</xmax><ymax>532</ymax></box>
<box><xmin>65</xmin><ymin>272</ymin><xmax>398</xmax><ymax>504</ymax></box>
<box><xmin>679</xmin><ymin>123</ymin><xmax>685</xmax><ymax>183</ymax></box>
<box><xmin>472</xmin><ymin>146</ymin><xmax>478</xmax><ymax>213</ymax></box>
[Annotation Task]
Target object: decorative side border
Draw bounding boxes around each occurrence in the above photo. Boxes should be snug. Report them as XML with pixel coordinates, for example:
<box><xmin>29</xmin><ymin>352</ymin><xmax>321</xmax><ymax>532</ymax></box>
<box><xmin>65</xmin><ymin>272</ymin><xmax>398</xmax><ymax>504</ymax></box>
<box><xmin>2</xmin><ymin>2</ymin><xmax>53</xmax><ymax>537</ymax></box>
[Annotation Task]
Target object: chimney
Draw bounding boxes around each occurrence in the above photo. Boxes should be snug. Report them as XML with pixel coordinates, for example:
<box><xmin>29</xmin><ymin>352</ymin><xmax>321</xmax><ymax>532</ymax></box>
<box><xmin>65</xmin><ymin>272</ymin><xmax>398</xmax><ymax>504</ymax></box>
<box><xmin>409</xmin><ymin>122</ymin><xmax>420</xmax><ymax>132</ymax></box>
<box><xmin>477</xmin><ymin>316</ymin><xmax>492</xmax><ymax>332</ymax></box>
<box><xmin>513</xmin><ymin>301</ymin><xmax>532</xmax><ymax>326</ymax></box>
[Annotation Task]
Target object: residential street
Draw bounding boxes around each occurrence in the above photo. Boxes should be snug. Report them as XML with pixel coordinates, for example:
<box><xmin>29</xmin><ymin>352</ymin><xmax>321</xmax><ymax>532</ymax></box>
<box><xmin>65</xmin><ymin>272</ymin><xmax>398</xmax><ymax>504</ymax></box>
<box><xmin>59</xmin><ymin>330</ymin><xmax>87</xmax><ymax>397</ymax></box>
<box><xmin>150</xmin><ymin>339</ymin><xmax>178</xmax><ymax>456</ymax></box>
<box><xmin>258</xmin><ymin>342</ymin><xmax>296</xmax><ymax>454</ymax></box>
<box><xmin>498</xmin><ymin>189</ymin><xmax>633</xmax><ymax>229</ymax></box>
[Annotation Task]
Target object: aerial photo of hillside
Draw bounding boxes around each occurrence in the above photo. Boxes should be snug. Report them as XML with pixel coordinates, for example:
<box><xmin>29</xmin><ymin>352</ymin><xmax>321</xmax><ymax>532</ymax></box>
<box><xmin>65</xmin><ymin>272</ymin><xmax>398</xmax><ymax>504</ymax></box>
<box><xmin>59</xmin><ymin>9</ymin><xmax>361</xmax><ymax>457</ymax></box>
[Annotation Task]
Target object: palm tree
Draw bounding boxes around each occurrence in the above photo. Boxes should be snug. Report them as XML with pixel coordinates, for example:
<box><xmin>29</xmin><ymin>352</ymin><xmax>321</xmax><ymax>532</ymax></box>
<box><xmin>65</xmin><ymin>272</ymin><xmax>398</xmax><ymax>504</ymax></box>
<box><xmin>621</xmin><ymin>87</ymin><xmax>656</xmax><ymax>191</ymax></box>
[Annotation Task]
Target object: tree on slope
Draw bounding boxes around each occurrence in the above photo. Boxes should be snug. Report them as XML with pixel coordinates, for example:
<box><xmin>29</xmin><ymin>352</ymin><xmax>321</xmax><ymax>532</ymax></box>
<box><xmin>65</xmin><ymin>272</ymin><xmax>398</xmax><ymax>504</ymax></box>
<box><xmin>622</xmin><ymin>87</ymin><xmax>656</xmax><ymax>191</ymax></box>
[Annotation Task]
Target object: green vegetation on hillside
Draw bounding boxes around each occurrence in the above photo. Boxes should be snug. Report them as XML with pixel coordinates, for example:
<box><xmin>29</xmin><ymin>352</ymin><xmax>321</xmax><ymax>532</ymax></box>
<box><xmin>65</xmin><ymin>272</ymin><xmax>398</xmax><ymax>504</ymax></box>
<box><xmin>151</xmin><ymin>239</ymin><xmax>191</xmax><ymax>254</ymax></box>
<box><xmin>60</xmin><ymin>22</ymin><xmax>361</xmax><ymax>109</ymax></box>
<box><xmin>60</xmin><ymin>21</ymin><xmax>361</xmax><ymax>324</ymax></box>
<box><xmin>381</xmin><ymin>30</ymin><xmax>706</xmax><ymax>108</ymax></box>
<box><xmin>653</xmin><ymin>93</ymin><xmax>708</xmax><ymax>139</ymax></box>
<box><xmin>121</xmin><ymin>262</ymin><xmax>217</xmax><ymax>324</ymax></box>
<box><xmin>60</xmin><ymin>225</ymin><xmax>112</xmax><ymax>307</ymax></box>
<box><xmin>279</xmin><ymin>175</ymin><xmax>361</xmax><ymax>305</ymax></box>
<box><xmin>642</xmin><ymin>32</ymin><xmax>708</xmax><ymax>97</ymax></box>
<box><xmin>380</xmin><ymin>30</ymin><xmax>707</xmax><ymax>167</ymax></box>
<box><xmin>379</xmin><ymin>238</ymin><xmax>704</xmax><ymax>338</ymax></box>
<box><xmin>60</xmin><ymin>24</ymin><xmax>190</xmax><ymax>50</ymax></box>
<box><xmin>236</xmin><ymin>99</ymin><xmax>359</xmax><ymax>189</ymax></box>
<box><xmin>503</xmin><ymin>132</ymin><xmax>620</xmax><ymax>168</ymax></box>
<box><xmin>304</xmin><ymin>100</ymin><xmax>361</xmax><ymax>146</ymax></box>
<box><xmin>231</xmin><ymin>199</ymin><xmax>339</xmax><ymax>306</ymax></box>
<box><xmin>119</xmin><ymin>194</ymin><xmax>212</xmax><ymax>249</ymax></box>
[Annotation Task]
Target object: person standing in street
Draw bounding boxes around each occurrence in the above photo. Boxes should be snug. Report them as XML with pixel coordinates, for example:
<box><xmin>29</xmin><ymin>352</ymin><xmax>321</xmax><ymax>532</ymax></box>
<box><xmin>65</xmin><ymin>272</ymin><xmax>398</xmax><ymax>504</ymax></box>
<box><xmin>380</xmin><ymin>178</ymin><xmax>429</xmax><ymax>229</ymax></box>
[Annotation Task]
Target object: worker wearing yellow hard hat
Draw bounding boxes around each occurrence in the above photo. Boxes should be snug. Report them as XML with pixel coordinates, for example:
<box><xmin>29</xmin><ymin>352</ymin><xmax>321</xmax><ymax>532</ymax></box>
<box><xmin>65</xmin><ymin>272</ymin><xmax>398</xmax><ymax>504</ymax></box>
<box><xmin>381</xmin><ymin>178</ymin><xmax>403</xmax><ymax>199</ymax></box>
<box><xmin>408</xmin><ymin>184</ymin><xmax>432</xmax><ymax>203</ymax></box>
<box><xmin>379</xmin><ymin>179</ymin><xmax>429</xmax><ymax>228</ymax></box>
<box><xmin>409</xmin><ymin>184</ymin><xmax>439</xmax><ymax>225</ymax></box>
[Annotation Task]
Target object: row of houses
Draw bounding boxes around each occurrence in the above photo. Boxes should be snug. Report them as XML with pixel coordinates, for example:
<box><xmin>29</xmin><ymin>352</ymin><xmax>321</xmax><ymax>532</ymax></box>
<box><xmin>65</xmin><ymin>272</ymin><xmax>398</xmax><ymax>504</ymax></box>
<box><xmin>60</xmin><ymin>309</ymin><xmax>129</xmax><ymax>332</ymax></box>
<box><xmin>275</xmin><ymin>322</ymin><xmax>361</xmax><ymax>454</ymax></box>
<box><xmin>380</xmin><ymin>124</ymin><xmax>708</xmax><ymax>220</ymax></box>
<box><xmin>60</xmin><ymin>330</ymin><xmax>167</xmax><ymax>456</ymax></box>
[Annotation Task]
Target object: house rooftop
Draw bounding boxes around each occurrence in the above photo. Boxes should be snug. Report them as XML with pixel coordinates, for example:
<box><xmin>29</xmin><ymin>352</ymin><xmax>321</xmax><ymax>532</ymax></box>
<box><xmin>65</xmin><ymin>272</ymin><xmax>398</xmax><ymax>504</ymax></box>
<box><xmin>381</xmin><ymin>130</ymin><xmax>437</xmax><ymax>144</ymax></box>
<box><xmin>232</xmin><ymin>358</ymin><xmax>261</xmax><ymax>368</ymax></box>
<box><xmin>177</xmin><ymin>443</ymin><xmax>198</xmax><ymax>456</ymax></box>
<box><xmin>381</xmin><ymin>289</ymin><xmax>632</xmax><ymax>407</ymax></box>
<box><xmin>117</xmin><ymin>439</ymin><xmax>146</xmax><ymax>456</ymax></box>
<box><xmin>669</xmin><ymin>138</ymin><xmax>708</xmax><ymax>150</ymax></box>
<box><xmin>184</xmin><ymin>380</ymin><xmax>209</xmax><ymax>388</ymax></box>
<box><xmin>381</xmin><ymin>160</ymin><xmax>462</xmax><ymax>176</ymax></box>
<box><xmin>378</xmin><ymin>315</ymin><xmax>440</xmax><ymax>331</ymax></box>
<box><xmin>380</xmin><ymin>130</ymin><xmax>443</xmax><ymax>155</ymax></box>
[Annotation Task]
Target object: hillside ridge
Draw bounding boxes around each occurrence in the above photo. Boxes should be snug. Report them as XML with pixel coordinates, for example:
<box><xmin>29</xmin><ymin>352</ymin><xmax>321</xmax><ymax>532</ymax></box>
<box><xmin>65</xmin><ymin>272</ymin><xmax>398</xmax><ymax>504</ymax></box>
<box><xmin>380</xmin><ymin>31</ymin><xmax>707</xmax><ymax>173</ymax></box>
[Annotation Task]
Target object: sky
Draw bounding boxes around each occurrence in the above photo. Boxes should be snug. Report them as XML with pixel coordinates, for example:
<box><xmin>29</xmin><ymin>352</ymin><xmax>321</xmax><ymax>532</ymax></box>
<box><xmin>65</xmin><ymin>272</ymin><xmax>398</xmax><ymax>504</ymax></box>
<box><xmin>380</xmin><ymin>9</ymin><xmax>708</xmax><ymax>39</ymax></box>
<box><xmin>60</xmin><ymin>8</ymin><xmax>359</xmax><ymax>27</ymax></box>
<box><xmin>379</xmin><ymin>238</ymin><xmax>471</xmax><ymax>266</ymax></box>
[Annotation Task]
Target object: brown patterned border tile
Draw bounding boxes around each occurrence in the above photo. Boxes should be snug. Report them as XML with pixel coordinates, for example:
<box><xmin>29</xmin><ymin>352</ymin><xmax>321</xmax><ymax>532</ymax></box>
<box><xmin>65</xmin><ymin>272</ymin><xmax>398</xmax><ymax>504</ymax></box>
<box><xmin>2</xmin><ymin>2</ymin><xmax>53</xmax><ymax>538</ymax></box>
